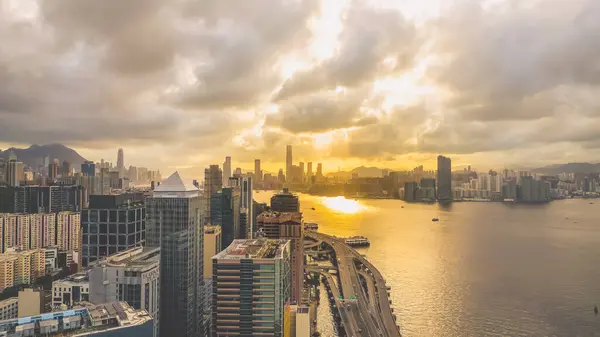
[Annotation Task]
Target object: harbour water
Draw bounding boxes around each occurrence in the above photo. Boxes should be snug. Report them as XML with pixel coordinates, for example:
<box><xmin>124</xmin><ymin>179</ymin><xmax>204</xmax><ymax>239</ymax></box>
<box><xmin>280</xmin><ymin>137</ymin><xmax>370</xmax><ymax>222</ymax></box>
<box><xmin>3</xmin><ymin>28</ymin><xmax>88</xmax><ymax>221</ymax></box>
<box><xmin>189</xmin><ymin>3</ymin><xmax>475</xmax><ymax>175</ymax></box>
<box><xmin>254</xmin><ymin>192</ymin><xmax>600</xmax><ymax>337</ymax></box>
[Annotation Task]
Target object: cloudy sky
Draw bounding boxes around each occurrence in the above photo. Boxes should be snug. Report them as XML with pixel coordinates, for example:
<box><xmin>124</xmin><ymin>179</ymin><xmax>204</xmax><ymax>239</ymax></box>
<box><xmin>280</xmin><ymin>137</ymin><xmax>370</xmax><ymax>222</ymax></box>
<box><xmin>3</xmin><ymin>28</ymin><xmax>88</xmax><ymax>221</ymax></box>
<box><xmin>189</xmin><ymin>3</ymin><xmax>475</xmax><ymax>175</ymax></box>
<box><xmin>1</xmin><ymin>0</ymin><xmax>600</xmax><ymax>176</ymax></box>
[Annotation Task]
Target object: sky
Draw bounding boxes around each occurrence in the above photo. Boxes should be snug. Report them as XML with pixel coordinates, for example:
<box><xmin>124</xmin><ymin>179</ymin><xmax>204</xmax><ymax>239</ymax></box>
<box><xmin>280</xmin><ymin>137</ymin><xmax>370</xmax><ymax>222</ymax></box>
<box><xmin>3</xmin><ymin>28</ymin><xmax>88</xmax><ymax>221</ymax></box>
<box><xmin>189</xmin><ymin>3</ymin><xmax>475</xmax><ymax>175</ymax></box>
<box><xmin>1</xmin><ymin>0</ymin><xmax>600</xmax><ymax>176</ymax></box>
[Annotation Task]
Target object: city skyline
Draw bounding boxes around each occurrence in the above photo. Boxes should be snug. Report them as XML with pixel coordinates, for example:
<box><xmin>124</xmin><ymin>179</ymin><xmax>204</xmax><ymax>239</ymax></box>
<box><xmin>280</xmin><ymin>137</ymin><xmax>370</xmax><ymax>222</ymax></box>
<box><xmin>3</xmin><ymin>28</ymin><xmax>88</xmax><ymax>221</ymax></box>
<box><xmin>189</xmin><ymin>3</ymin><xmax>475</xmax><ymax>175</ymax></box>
<box><xmin>2</xmin><ymin>1</ymin><xmax>600</xmax><ymax>173</ymax></box>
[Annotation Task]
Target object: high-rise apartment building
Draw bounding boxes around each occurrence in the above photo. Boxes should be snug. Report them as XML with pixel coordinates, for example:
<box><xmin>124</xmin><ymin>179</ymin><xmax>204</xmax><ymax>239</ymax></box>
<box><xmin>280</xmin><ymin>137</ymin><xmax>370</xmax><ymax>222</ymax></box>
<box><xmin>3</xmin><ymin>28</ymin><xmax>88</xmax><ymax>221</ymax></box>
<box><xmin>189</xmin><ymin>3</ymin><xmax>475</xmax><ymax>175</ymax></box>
<box><xmin>0</xmin><ymin>185</ymin><xmax>85</xmax><ymax>213</ymax></box>
<box><xmin>286</xmin><ymin>145</ymin><xmax>293</xmax><ymax>181</ymax></box>
<box><xmin>6</xmin><ymin>160</ymin><xmax>24</xmax><ymax>187</ymax></box>
<box><xmin>437</xmin><ymin>155</ymin><xmax>452</xmax><ymax>201</ymax></box>
<box><xmin>270</xmin><ymin>188</ymin><xmax>300</xmax><ymax>212</ymax></box>
<box><xmin>210</xmin><ymin>187</ymin><xmax>240</xmax><ymax>249</ymax></box>
<box><xmin>89</xmin><ymin>247</ymin><xmax>160</xmax><ymax>337</ymax></box>
<box><xmin>56</xmin><ymin>212</ymin><xmax>81</xmax><ymax>252</ymax></box>
<box><xmin>254</xmin><ymin>159</ymin><xmax>262</xmax><ymax>183</ymax></box>
<box><xmin>256</xmin><ymin>211</ymin><xmax>304</xmax><ymax>303</ymax></box>
<box><xmin>223</xmin><ymin>157</ymin><xmax>232</xmax><ymax>187</ymax></box>
<box><xmin>212</xmin><ymin>239</ymin><xmax>291</xmax><ymax>337</ymax></box>
<box><xmin>0</xmin><ymin>302</ymin><xmax>153</xmax><ymax>337</ymax></box>
<box><xmin>81</xmin><ymin>194</ymin><xmax>146</xmax><ymax>267</ymax></box>
<box><xmin>0</xmin><ymin>298</ymin><xmax>18</xmax><ymax>321</ymax></box>
<box><xmin>0</xmin><ymin>249</ymin><xmax>45</xmax><ymax>291</ymax></box>
<box><xmin>146</xmin><ymin>172</ymin><xmax>204</xmax><ymax>337</ymax></box>
<box><xmin>0</xmin><ymin>213</ymin><xmax>57</xmax><ymax>252</ymax></box>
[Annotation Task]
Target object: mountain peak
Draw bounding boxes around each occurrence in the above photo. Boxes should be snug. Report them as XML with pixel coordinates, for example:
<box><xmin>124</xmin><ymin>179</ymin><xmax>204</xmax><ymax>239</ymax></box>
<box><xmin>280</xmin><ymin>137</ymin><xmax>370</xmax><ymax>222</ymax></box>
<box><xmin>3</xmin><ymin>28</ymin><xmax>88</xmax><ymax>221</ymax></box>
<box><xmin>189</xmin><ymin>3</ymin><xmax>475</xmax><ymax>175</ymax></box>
<box><xmin>0</xmin><ymin>144</ymin><xmax>87</xmax><ymax>168</ymax></box>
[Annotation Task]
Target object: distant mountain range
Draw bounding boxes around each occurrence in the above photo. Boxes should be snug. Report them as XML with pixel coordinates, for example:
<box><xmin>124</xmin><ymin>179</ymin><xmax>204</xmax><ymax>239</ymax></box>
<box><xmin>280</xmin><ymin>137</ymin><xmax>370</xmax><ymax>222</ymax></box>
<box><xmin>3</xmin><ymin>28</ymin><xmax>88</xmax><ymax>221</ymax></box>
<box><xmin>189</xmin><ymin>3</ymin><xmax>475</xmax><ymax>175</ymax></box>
<box><xmin>0</xmin><ymin>144</ymin><xmax>88</xmax><ymax>168</ymax></box>
<box><xmin>326</xmin><ymin>166</ymin><xmax>386</xmax><ymax>178</ymax></box>
<box><xmin>531</xmin><ymin>163</ymin><xmax>600</xmax><ymax>175</ymax></box>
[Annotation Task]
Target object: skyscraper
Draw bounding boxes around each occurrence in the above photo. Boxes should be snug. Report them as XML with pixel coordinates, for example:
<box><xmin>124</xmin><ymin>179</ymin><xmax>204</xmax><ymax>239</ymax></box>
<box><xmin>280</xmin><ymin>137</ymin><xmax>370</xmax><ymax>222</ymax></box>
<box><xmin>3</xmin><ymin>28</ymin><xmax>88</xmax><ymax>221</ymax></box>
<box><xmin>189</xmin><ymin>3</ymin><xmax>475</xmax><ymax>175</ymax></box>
<box><xmin>212</xmin><ymin>239</ymin><xmax>291</xmax><ymax>337</ymax></box>
<box><xmin>223</xmin><ymin>156</ymin><xmax>232</xmax><ymax>187</ymax></box>
<box><xmin>117</xmin><ymin>148</ymin><xmax>124</xmax><ymax>170</ymax></box>
<box><xmin>254</xmin><ymin>159</ymin><xmax>262</xmax><ymax>183</ymax></box>
<box><xmin>316</xmin><ymin>163</ymin><xmax>323</xmax><ymax>178</ymax></box>
<box><xmin>6</xmin><ymin>160</ymin><xmax>23</xmax><ymax>187</ymax></box>
<box><xmin>62</xmin><ymin>161</ymin><xmax>71</xmax><ymax>177</ymax></box>
<box><xmin>146</xmin><ymin>172</ymin><xmax>204</xmax><ymax>337</ymax></box>
<box><xmin>241</xmin><ymin>176</ymin><xmax>254</xmax><ymax>238</ymax></box>
<box><xmin>286</xmin><ymin>145</ymin><xmax>293</xmax><ymax>181</ymax></box>
<box><xmin>437</xmin><ymin>155</ymin><xmax>452</xmax><ymax>201</ymax></box>
<box><xmin>48</xmin><ymin>160</ymin><xmax>59</xmax><ymax>181</ymax></box>
<box><xmin>307</xmin><ymin>162</ymin><xmax>313</xmax><ymax>179</ymax></box>
<box><xmin>204</xmin><ymin>165</ymin><xmax>223</xmax><ymax>220</ymax></box>
<box><xmin>210</xmin><ymin>187</ymin><xmax>240</xmax><ymax>249</ymax></box>
<box><xmin>299</xmin><ymin>162</ymin><xmax>304</xmax><ymax>183</ymax></box>
<box><xmin>256</xmin><ymin>212</ymin><xmax>303</xmax><ymax>304</ymax></box>
<box><xmin>81</xmin><ymin>161</ymin><xmax>96</xmax><ymax>177</ymax></box>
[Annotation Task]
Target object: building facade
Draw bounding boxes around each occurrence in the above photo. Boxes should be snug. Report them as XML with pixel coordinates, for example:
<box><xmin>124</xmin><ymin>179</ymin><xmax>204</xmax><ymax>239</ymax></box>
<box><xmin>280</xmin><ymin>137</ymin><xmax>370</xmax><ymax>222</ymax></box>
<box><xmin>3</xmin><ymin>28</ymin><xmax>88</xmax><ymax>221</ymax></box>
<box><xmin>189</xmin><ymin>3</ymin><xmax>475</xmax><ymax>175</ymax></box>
<box><xmin>0</xmin><ymin>298</ymin><xmax>18</xmax><ymax>321</ymax></box>
<box><xmin>270</xmin><ymin>189</ymin><xmax>300</xmax><ymax>213</ymax></box>
<box><xmin>81</xmin><ymin>194</ymin><xmax>146</xmax><ymax>267</ymax></box>
<box><xmin>52</xmin><ymin>273</ymin><xmax>89</xmax><ymax>308</ymax></box>
<box><xmin>437</xmin><ymin>155</ymin><xmax>452</xmax><ymax>201</ymax></box>
<box><xmin>212</xmin><ymin>239</ymin><xmax>291</xmax><ymax>337</ymax></box>
<box><xmin>210</xmin><ymin>187</ymin><xmax>241</xmax><ymax>249</ymax></box>
<box><xmin>88</xmin><ymin>247</ymin><xmax>160</xmax><ymax>337</ymax></box>
<box><xmin>256</xmin><ymin>211</ymin><xmax>304</xmax><ymax>303</ymax></box>
<box><xmin>146</xmin><ymin>172</ymin><xmax>204</xmax><ymax>337</ymax></box>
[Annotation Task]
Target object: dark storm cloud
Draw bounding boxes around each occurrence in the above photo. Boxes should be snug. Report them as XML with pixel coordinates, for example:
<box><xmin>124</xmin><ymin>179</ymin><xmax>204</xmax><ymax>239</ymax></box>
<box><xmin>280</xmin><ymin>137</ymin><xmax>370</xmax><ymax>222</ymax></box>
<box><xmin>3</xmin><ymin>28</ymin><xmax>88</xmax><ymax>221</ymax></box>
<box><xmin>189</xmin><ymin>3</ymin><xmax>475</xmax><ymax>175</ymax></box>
<box><xmin>274</xmin><ymin>1</ymin><xmax>416</xmax><ymax>100</ymax></box>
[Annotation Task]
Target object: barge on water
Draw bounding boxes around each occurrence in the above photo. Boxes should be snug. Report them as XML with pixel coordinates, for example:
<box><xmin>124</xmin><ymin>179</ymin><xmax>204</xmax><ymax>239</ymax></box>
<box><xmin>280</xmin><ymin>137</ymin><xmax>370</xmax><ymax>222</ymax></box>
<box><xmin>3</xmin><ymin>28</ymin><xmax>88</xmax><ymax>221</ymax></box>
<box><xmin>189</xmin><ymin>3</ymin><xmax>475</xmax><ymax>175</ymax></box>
<box><xmin>344</xmin><ymin>236</ymin><xmax>370</xmax><ymax>247</ymax></box>
<box><xmin>304</xmin><ymin>222</ymin><xmax>319</xmax><ymax>230</ymax></box>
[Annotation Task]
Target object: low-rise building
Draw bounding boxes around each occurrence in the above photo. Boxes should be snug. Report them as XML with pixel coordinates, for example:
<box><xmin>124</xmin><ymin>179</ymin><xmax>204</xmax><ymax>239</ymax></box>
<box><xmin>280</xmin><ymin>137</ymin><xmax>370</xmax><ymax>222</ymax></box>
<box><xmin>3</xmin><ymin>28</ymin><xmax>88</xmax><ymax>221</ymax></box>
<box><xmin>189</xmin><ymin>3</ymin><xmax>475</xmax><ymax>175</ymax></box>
<box><xmin>52</xmin><ymin>273</ymin><xmax>89</xmax><ymax>308</ymax></box>
<box><xmin>0</xmin><ymin>301</ymin><xmax>153</xmax><ymax>337</ymax></box>
<box><xmin>18</xmin><ymin>288</ymin><xmax>45</xmax><ymax>317</ymax></box>
<box><xmin>88</xmin><ymin>247</ymin><xmax>160</xmax><ymax>337</ymax></box>
<box><xmin>0</xmin><ymin>298</ymin><xmax>18</xmax><ymax>321</ymax></box>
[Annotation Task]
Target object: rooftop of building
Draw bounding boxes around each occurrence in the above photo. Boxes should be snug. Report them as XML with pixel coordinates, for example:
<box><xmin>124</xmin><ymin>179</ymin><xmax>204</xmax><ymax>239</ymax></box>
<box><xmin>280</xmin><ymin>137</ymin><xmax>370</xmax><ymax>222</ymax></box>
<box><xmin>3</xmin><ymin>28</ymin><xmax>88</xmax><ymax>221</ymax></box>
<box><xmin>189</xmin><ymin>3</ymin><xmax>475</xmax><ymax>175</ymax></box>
<box><xmin>55</xmin><ymin>273</ymin><xmax>88</xmax><ymax>285</ymax></box>
<box><xmin>95</xmin><ymin>247</ymin><xmax>160</xmax><ymax>269</ymax></box>
<box><xmin>256</xmin><ymin>211</ymin><xmax>302</xmax><ymax>224</ymax></box>
<box><xmin>0</xmin><ymin>298</ymin><xmax>17</xmax><ymax>306</ymax></box>
<box><xmin>87</xmin><ymin>193</ymin><xmax>145</xmax><ymax>209</ymax></box>
<box><xmin>152</xmin><ymin>171</ymin><xmax>199</xmax><ymax>198</ymax></box>
<box><xmin>205</xmin><ymin>225</ymin><xmax>221</xmax><ymax>234</ymax></box>
<box><xmin>0</xmin><ymin>301</ymin><xmax>152</xmax><ymax>337</ymax></box>
<box><xmin>214</xmin><ymin>239</ymin><xmax>289</xmax><ymax>260</ymax></box>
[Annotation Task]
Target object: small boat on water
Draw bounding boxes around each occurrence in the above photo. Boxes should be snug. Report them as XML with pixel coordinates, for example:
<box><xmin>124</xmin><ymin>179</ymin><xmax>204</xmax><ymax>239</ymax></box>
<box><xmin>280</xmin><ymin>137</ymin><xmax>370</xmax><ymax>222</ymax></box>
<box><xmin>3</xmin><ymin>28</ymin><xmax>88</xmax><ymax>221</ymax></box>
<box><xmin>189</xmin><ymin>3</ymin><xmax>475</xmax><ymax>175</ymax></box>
<box><xmin>401</xmin><ymin>206</ymin><xmax>404</xmax><ymax>208</ymax></box>
<box><xmin>311</xmin><ymin>207</ymin><xmax>316</xmax><ymax>210</ymax></box>
<box><xmin>432</xmin><ymin>218</ymin><xmax>439</xmax><ymax>222</ymax></box>
<box><xmin>344</xmin><ymin>236</ymin><xmax>370</xmax><ymax>247</ymax></box>
<box><xmin>595</xmin><ymin>306</ymin><xmax>598</xmax><ymax>315</ymax></box>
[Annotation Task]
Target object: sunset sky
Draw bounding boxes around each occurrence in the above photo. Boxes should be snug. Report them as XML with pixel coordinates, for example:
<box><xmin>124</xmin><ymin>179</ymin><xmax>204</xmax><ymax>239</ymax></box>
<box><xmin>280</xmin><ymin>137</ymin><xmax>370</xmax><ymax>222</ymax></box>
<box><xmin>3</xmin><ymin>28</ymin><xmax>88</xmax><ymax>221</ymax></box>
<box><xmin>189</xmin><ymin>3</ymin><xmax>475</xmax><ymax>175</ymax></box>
<box><xmin>1</xmin><ymin>0</ymin><xmax>599</xmax><ymax>175</ymax></box>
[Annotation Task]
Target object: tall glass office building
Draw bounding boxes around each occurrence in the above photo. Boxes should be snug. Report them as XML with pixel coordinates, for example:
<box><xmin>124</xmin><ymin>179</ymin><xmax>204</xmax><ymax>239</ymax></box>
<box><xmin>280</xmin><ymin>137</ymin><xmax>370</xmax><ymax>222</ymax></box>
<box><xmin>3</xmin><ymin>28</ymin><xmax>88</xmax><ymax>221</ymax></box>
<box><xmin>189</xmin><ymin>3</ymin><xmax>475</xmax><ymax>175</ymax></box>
<box><xmin>212</xmin><ymin>239</ymin><xmax>291</xmax><ymax>337</ymax></box>
<box><xmin>146</xmin><ymin>172</ymin><xmax>204</xmax><ymax>337</ymax></box>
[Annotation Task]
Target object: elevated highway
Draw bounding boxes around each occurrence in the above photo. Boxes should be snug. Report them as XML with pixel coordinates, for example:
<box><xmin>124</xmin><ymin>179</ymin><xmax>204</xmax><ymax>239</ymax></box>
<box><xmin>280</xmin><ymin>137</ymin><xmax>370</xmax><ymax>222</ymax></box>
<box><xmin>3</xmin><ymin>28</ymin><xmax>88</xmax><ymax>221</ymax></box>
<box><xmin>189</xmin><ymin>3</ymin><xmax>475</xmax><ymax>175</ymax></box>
<box><xmin>306</xmin><ymin>231</ymin><xmax>401</xmax><ymax>337</ymax></box>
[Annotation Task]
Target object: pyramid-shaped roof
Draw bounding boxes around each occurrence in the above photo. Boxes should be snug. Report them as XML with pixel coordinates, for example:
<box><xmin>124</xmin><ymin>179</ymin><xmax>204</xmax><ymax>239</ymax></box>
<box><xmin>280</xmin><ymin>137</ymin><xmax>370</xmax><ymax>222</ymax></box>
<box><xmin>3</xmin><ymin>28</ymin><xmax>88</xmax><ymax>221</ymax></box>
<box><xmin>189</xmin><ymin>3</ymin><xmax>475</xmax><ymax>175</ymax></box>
<box><xmin>154</xmin><ymin>171</ymin><xmax>198</xmax><ymax>193</ymax></box>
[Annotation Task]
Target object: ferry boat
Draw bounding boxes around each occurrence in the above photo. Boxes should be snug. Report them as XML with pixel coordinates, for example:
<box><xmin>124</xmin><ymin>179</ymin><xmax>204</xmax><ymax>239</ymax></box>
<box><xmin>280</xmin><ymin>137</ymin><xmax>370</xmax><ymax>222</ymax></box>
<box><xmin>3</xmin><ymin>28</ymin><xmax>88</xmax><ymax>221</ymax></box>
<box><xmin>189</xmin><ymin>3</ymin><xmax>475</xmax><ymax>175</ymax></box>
<box><xmin>304</xmin><ymin>223</ymin><xmax>319</xmax><ymax>230</ymax></box>
<box><xmin>344</xmin><ymin>236</ymin><xmax>370</xmax><ymax>247</ymax></box>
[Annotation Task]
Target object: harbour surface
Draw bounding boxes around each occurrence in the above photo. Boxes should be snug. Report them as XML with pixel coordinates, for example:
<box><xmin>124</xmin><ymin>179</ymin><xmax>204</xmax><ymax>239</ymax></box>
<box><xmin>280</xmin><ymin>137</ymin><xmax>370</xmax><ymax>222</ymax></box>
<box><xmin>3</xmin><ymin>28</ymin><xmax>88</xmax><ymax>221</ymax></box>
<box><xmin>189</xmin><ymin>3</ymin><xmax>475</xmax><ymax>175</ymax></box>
<box><xmin>254</xmin><ymin>192</ymin><xmax>600</xmax><ymax>337</ymax></box>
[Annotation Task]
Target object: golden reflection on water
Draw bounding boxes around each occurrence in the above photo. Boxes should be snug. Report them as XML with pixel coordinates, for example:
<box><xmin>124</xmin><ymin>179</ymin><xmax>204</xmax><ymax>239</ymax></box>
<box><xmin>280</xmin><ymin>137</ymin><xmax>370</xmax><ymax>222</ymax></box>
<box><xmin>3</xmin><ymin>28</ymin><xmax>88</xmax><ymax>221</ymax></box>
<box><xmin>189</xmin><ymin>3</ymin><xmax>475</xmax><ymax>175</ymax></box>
<box><xmin>320</xmin><ymin>196</ymin><xmax>366</xmax><ymax>214</ymax></box>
